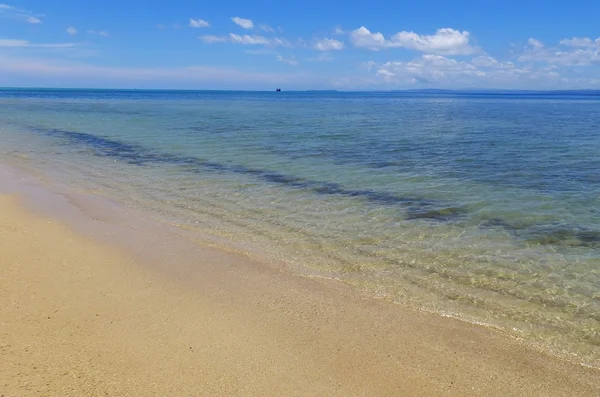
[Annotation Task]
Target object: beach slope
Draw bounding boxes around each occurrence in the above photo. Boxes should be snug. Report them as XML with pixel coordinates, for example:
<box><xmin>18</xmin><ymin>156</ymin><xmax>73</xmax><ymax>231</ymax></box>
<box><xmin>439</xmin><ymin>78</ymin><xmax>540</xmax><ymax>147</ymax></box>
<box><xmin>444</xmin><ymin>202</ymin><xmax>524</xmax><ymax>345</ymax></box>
<box><xmin>1</xmin><ymin>193</ymin><xmax>598</xmax><ymax>396</ymax></box>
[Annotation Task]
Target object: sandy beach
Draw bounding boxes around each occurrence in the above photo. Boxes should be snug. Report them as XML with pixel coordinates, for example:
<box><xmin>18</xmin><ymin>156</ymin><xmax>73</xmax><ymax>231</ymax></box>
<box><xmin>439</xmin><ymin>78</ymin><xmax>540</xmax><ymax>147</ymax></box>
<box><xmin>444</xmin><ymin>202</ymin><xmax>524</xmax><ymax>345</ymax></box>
<box><xmin>1</xmin><ymin>169</ymin><xmax>599</xmax><ymax>396</ymax></box>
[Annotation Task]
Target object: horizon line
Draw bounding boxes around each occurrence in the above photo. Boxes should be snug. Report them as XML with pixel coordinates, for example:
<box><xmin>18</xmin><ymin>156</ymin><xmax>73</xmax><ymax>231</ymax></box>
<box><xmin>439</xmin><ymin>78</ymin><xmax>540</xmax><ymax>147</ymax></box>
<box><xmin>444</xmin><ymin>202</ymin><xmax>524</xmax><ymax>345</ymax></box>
<box><xmin>2</xmin><ymin>87</ymin><xmax>600</xmax><ymax>95</ymax></box>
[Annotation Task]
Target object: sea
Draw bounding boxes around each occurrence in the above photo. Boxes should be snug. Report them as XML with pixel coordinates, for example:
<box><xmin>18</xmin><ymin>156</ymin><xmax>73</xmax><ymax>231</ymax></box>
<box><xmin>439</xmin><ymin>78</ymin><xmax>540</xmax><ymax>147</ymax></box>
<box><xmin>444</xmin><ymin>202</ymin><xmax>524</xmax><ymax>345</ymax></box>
<box><xmin>1</xmin><ymin>88</ymin><xmax>598</xmax><ymax>366</ymax></box>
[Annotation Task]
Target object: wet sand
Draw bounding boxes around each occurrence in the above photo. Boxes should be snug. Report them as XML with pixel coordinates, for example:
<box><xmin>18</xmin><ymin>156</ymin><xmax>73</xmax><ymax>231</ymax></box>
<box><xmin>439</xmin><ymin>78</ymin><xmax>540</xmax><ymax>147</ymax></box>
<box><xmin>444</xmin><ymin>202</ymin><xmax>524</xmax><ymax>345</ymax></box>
<box><xmin>1</xmin><ymin>168</ymin><xmax>599</xmax><ymax>396</ymax></box>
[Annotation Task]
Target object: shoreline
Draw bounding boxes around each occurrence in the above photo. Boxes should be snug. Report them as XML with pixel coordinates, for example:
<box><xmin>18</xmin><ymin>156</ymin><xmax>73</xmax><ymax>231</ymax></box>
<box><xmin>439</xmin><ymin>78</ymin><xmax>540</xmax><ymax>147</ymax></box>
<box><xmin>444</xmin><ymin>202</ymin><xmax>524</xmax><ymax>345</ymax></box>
<box><xmin>1</xmin><ymin>164</ymin><xmax>599</xmax><ymax>395</ymax></box>
<box><xmin>4</xmin><ymin>157</ymin><xmax>599</xmax><ymax>370</ymax></box>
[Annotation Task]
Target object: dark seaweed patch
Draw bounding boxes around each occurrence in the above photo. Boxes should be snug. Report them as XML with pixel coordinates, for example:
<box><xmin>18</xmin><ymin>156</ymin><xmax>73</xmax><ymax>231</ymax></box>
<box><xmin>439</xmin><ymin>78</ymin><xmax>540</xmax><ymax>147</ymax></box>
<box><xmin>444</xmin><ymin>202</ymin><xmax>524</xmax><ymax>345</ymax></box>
<box><xmin>479</xmin><ymin>218</ymin><xmax>516</xmax><ymax>230</ymax></box>
<box><xmin>30</xmin><ymin>126</ymin><xmax>465</xmax><ymax>221</ymax></box>
<box><xmin>526</xmin><ymin>227</ymin><xmax>600</xmax><ymax>248</ymax></box>
<box><xmin>406</xmin><ymin>206</ymin><xmax>467</xmax><ymax>221</ymax></box>
<box><xmin>481</xmin><ymin>218</ymin><xmax>600</xmax><ymax>248</ymax></box>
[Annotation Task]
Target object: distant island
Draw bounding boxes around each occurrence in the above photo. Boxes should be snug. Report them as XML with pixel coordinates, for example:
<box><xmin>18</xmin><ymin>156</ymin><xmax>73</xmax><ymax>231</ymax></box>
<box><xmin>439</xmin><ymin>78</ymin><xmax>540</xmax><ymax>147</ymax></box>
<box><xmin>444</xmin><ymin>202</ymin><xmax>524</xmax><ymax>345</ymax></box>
<box><xmin>396</xmin><ymin>89</ymin><xmax>600</xmax><ymax>96</ymax></box>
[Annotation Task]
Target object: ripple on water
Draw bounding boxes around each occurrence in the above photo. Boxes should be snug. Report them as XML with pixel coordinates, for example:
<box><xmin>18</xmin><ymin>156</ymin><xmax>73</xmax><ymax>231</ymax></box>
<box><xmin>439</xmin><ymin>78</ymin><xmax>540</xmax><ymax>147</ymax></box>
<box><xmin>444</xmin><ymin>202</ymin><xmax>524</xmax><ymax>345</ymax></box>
<box><xmin>1</xmin><ymin>90</ymin><xmax>599</xmax><ymax>366</ymax></box>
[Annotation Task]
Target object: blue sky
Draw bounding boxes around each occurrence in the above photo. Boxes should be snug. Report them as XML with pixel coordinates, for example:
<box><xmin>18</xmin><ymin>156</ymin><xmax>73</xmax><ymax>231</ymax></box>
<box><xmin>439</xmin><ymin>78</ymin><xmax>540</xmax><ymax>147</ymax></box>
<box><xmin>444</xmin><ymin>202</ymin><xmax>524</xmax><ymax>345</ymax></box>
<box><xmin>1</xmin><ymin>0</ymin><xmax>600</xmax><ymax>90</ymax></box>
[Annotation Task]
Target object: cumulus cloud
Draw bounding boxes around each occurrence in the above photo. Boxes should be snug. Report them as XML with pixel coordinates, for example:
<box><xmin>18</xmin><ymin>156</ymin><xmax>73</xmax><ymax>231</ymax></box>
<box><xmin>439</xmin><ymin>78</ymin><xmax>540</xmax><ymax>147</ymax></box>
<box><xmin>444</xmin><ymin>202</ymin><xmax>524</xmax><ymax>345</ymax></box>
<box><xmin>376</xmin><ymin>69</ymin><xmax>395</xmax><ymax>78</ymax></box>
<box><xmin>518</xmin><ymin>37</ymin><xmax>600</xmax><ymax>66</ymax></box>
<box><xmin>371</xmin><ymin>54</ymin><xmax>538</xmax><ymax>86</ymax></box>
<box><xmin>391</xmin><ymin>28</ymin><xmax>475</xmax><ymax>55</ymax></box>
<box><xmin>350</xmin><ymin>26</ymin><xmax>477</xmax><ymax>55</ymax></box>
<box><xmin>231</xmin><ymin>17</ymin><xmax>253</xmax><ymax>29</ymax></box>
<box><xmin>66</xmin><ymin>26</ymin><xmax>77</xmax><ymax>35</ymax></box>
<box><xmin>200</xmin><ymin>33</ymin><xmax>290</xmax><ymax>47</ymax></box>
<box><xmin>276</xmin><ymin>55</ymin><xmax>298</xmax><ymax>65</ymax></box>
<box><xmin>0</xmin><ymin>3</ymin><xmax>43</xmax><ymax>23</ymax></box>
<box><xmin>528</xmin><ymin>49</ymin><xmax>600</xmax><ymax>66</ymax></box>
<box><xmin>313</xmin><ymin>37</ymin><xmax>344</xmax><ymax>51</ymax></box>
<box><xmin>350</xmin><ymin>27</ymin><xmax>387</xmax><ymax>50</ymax></box>
<box><xmin>471</xmin><ymin>55</ymin><xmax>498</xmax><ymax>67</ymax></box>
<box><xmin>559</xmin><ymin>37</ymin><xmax>600</xmax><ymax>48</ymax></box>
<box><xmin>377</xmin><ymin>55</ymin><xmax>484</xmax><ymax>83</ymax></box>
<box><xmin>189</xmin><ymin>18</ymin><xmax>210</xmax><ymax>28</ymax></box>
<box><xmin>528</xmin><ymin>38</ymin><xmax>544</xmax><ymax>48</ymax></box>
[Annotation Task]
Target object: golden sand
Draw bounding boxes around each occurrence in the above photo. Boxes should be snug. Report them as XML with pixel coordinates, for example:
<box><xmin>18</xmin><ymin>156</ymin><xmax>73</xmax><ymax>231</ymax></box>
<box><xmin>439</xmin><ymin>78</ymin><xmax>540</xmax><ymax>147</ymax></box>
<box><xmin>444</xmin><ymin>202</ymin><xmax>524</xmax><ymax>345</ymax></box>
<box><xmin>1</xmin><ymin>193</ymin><xmax>598</xmax><ymax>396</ymax></box>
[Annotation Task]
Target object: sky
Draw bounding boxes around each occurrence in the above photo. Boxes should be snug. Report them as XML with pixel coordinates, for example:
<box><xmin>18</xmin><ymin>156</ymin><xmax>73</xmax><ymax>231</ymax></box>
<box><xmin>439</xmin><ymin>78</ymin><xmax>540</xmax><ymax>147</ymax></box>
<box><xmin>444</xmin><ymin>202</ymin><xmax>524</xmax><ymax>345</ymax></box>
<box><xmin>1</xmin><ymin>0</ymin><xmax>600</xmax><ymax>90</ymax></box>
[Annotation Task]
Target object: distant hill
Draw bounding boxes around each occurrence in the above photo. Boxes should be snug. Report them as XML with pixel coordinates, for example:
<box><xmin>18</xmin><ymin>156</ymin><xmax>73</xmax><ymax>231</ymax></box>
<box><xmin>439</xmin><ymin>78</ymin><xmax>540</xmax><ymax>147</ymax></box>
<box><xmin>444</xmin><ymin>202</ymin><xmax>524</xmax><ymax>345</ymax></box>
<box><xmin>397</xmin><ymin>89</ymin><xmax>600</xmax><ymax>96</ymax></box>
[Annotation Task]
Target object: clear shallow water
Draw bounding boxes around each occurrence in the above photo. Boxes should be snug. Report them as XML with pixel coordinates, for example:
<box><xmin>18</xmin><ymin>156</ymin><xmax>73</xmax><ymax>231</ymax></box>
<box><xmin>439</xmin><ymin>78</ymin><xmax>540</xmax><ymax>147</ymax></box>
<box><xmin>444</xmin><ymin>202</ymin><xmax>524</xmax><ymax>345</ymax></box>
<box><xmin>1</xmin><ymin>89</ymin><xmax>599</xmax><ymax>365</ymax></box>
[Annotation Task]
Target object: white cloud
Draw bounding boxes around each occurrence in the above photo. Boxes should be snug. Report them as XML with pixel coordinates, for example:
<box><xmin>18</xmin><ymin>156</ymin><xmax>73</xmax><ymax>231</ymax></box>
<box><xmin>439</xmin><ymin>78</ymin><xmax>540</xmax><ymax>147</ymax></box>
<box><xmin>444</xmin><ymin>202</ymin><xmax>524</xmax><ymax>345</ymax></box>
<box><xmin>528</xmin><ymin>38</ymin><xmax>544</xmax><ymax>48</ymax></box>
<box><xmin>528</xmin><ymin>66</ymin><xmax>560</xmax><ymax>80</ymax></box>
<box><xmin>376</xmin><ymin>69</ymin><xmax>395</xmax><ymax>78</ymax></box>
<box><xmin>229</xmin><ymin>34</ymin><xmax>269</xmax><ymax>45</ymax></box>
<box><xmin>542</xmin><ymin>49</ymin><xmax>599</xmax><ymax>66</ymax></box>
<box><xmin>0</xmin><ymin>38</ymin><xmax>33</xmax><ymax>47</ymax></box>
<box><xmin>371</xmin><ymin>54</ymin><xmax>540</xmax><ymax>86</ymax></box>
<box><xmin>350</xmin><ymin>27</ymin><xmax>387</xmax><ymax>50</ymax></box>
<box><xmin>0</xmin><ymin>3</ymin><xmax>43</xmax><ymax>23</ymax></box>
<box><xmin>384</xmin><ymin>54</ymin><xmax>483</xmax><ymax>83</ymax></box>
<box><xmin>189</xmin><ymin>18</ymin><xmax>209</xmax><ymax>28</ymax></box>
<box><xmin>362</xmin><ymin>48</ymin><xmax>600</xmax><ymax>89</ymax></box>
<box><xmin>199</xmin><ymin>35</ymin><xmax>228</xmax><ymax>44</ymax></box>
<box><xmin>391</xmin><ymin>28</ymin><xmax>475</xmax><ymax>55</ymax></box>
<box><xmin>0</xmin><ymin>38</ymin><xmax>75</xmax><ymax>48</ymax></box>
<box><xmin>200</xmin><ymin>33</ymin><xmax>290</xmax><ymax>47</ymax></box>
<box><xmin>276</xmin><ymin>55</ymin><xmax>298</xmax><ymax>65</ymax></box>
<box><xmin>313</xmin><ymin>37</ymin><xmax>344</xmax><ymax>51</ymax></box>
<box><xmin>259</xmin><ymin>24</ymin><xmax>274</xmax><ymax>32</ymax></box>
<box><xmin>350</xmin><ymin>26</ymin><xmax>477</xmax><ymax>55</ymax></box>
<box><xmin>66</xmin><ymin>26</ymin><xmax>77</xmax><ymax>35</ymax></box>
<box><xmin>471</xmin><ymin>55</ymin><xmax>498</xmax><ymax>67</ymax></box>
<box><xmin>559</xmin><ymin>37</ymin><xmax>600</xmax><ymax>48</ymax></box>
<box><xmin>334</xmin><ymin>27</ymin><xmax>345</xmax><ymax>35</ymax></box>
<box><xmin>518</xmin><ymin>38</ymin><xmax>600</xmax><ymax>66</ymax></box>
<box><xmin>231</xmin><ymin>17</ymin><xmax>253</xmax><ymax>29</ymax></box>
<box><xmin>87</xmin><ymin>30</ymin><xmax>110</xmax><ymax>37</ymax></box>
<box><xmin>346</xmin><ymin>47</ymin><xmax>600</xmax><ymax>89</ymax></box>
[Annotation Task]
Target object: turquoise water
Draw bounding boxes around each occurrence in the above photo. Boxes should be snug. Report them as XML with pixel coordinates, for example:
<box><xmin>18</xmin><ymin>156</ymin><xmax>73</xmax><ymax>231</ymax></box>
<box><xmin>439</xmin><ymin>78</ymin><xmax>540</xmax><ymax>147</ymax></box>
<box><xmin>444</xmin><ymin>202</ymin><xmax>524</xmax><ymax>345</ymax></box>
<box><xmin>1</xmin><ymin>89</ymin><xmax>599</xmax><ymax>365</ymax></box>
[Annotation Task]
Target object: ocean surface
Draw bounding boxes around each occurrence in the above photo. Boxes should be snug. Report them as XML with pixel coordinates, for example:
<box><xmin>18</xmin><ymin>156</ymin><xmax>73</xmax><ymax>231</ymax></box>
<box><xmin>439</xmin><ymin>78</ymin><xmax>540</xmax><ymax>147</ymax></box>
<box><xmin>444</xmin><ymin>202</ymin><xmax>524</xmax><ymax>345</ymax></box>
<box><xmin>1</xmin><ymin>88</ymin><xmax>599</xmax><ymax>365</ymax></box>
